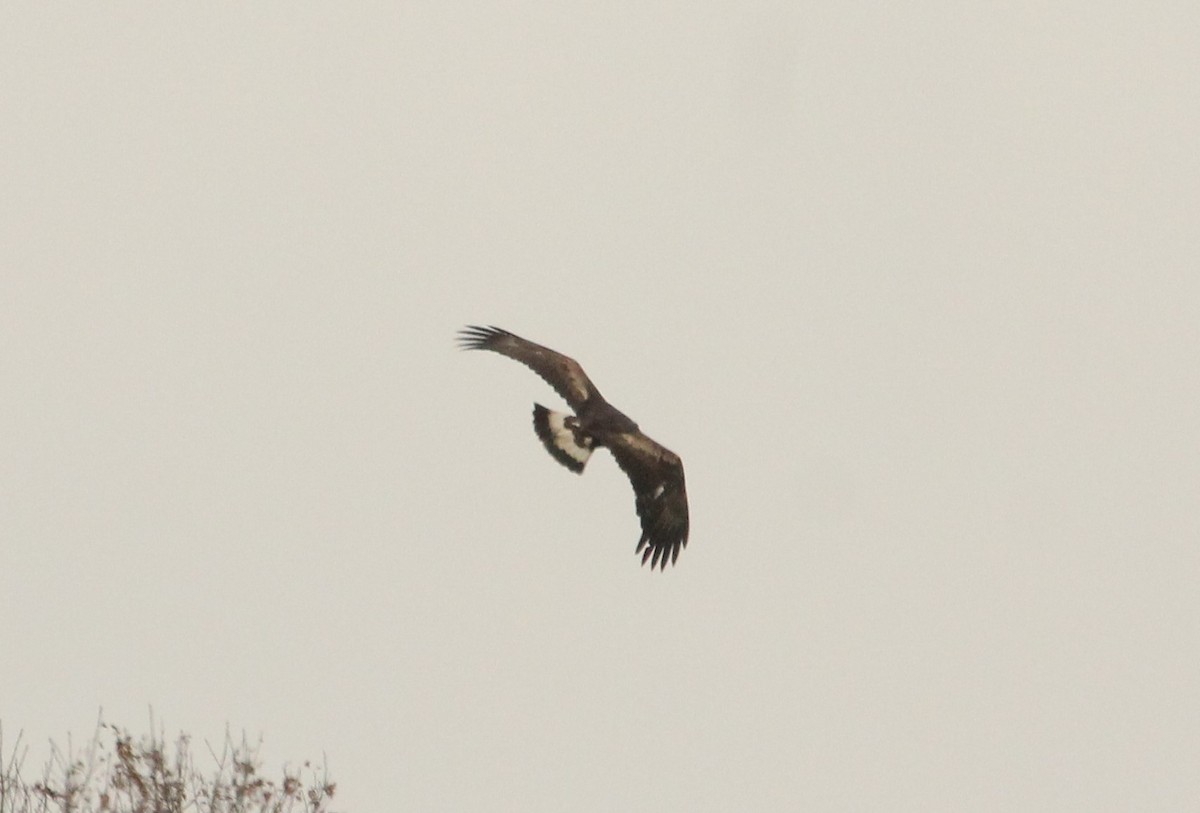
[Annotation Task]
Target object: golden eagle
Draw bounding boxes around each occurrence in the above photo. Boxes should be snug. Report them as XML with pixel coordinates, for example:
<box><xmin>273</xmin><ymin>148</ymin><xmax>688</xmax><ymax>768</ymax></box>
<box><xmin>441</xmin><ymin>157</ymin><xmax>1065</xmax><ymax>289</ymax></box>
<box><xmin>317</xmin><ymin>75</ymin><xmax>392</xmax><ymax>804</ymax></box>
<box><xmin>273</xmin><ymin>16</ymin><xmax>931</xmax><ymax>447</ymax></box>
<box><xmin>457</xmin><ymin>325</ymin><xmax>689</xmax><ymax>569</ymax></box>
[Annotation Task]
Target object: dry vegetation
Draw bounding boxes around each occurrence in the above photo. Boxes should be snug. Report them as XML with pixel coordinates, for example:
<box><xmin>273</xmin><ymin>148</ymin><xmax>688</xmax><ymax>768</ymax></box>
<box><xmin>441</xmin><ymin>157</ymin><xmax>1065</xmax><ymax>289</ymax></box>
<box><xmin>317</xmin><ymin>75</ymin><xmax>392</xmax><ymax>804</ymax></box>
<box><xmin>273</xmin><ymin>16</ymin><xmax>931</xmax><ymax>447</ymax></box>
<box><xmin>0</xmin><ymin>718</ymin><xmax>336</xmax><ymax>813</ymax></box>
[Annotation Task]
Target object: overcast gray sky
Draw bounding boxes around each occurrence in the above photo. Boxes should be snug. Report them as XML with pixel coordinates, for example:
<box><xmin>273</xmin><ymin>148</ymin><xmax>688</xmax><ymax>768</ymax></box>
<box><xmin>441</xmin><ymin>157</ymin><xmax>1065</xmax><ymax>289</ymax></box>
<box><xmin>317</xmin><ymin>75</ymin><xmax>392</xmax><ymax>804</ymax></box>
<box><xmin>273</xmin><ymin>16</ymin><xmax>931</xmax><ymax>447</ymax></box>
<box><xmin>2</xmin><ymin>3</ymin><xmax>1198</xmax><ymax>811</ymax></box>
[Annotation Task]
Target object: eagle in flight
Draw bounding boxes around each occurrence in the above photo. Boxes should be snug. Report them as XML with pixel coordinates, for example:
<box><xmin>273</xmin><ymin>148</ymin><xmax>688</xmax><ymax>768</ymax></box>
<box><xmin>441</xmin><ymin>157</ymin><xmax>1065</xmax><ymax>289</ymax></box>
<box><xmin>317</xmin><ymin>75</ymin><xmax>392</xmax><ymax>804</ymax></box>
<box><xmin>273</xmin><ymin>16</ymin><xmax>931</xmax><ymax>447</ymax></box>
<box><xmin>457</xmin><ymin>325</ymin><xmax>689</xmax><ymax>569</ymax></box>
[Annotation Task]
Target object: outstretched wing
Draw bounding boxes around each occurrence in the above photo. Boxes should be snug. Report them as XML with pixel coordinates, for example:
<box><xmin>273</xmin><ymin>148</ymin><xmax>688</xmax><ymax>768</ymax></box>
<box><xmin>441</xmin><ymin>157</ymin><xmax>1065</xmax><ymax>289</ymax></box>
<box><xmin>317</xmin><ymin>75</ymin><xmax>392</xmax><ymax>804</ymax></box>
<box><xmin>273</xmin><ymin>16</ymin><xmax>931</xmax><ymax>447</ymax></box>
<box><xmin>457</xmin><ymin>325</ymin><xmax>597</xmax><ymax>411</ymax></box>
<box><xmin>606</xmin><ymin>430</ymin><xmax>689</xmax><ymax>570</ymax></box>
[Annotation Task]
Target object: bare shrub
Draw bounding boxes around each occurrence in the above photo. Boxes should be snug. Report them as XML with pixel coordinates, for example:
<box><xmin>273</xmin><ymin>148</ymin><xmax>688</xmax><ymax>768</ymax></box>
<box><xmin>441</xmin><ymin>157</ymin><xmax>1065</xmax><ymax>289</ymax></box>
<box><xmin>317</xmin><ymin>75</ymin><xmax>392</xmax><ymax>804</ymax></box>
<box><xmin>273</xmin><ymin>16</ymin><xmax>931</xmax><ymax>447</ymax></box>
<box><xmin>0</xmin><ymin>716</ymin><xmax>336</xmax><ymax>813</ymax></box>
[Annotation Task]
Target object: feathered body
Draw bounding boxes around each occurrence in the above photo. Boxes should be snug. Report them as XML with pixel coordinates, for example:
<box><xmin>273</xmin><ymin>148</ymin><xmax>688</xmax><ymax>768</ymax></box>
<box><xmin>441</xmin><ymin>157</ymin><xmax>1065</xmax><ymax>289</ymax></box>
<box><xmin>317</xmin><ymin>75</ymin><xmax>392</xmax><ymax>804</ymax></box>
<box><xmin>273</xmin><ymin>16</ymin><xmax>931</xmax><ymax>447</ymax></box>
<box><xmin>457</xmin><ymin>325</ymin><xmax>689</xmax><ymax>569</ymax></box>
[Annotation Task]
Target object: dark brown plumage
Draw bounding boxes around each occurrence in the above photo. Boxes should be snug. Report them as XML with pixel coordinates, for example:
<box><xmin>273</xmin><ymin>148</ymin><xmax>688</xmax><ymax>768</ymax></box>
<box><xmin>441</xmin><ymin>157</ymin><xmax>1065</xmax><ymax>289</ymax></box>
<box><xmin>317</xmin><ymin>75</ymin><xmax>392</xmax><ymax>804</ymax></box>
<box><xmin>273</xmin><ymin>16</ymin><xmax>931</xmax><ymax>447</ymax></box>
<box><xmin>457</xmin><ymin>325</ymin><xmax>689</xmax><ymax>569</ymax></box>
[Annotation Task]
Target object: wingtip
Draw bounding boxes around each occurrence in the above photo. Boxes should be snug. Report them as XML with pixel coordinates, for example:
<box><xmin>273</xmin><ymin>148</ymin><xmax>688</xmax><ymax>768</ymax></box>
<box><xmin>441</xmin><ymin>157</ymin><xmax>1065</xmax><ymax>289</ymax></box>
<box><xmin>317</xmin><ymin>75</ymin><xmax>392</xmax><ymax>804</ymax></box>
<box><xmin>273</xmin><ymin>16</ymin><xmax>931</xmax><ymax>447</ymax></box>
<box><xmin>456</xmin><ymin>324</ymin><xmax>494</xmax><ymax>350</ymax></box>
<box><xmin>637</xmin><ymin>536</ymin><xmax>681</xmax><ymax>571</ymax></box>
<box><xmin>456</xmin><ymin>324</ymin><xmax>513</xmax><ymax>351</ymax></box>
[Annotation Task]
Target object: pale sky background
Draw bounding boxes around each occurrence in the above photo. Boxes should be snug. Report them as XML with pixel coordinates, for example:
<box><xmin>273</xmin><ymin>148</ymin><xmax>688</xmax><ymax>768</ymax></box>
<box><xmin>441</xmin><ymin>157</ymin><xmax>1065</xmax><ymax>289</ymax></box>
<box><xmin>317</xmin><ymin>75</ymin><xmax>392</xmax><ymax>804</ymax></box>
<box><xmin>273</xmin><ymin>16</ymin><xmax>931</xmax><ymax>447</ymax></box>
<box><xmin>2</xmin><ymin>3</ymin><xmax>1198</xmax><ymax>811</ymax></box>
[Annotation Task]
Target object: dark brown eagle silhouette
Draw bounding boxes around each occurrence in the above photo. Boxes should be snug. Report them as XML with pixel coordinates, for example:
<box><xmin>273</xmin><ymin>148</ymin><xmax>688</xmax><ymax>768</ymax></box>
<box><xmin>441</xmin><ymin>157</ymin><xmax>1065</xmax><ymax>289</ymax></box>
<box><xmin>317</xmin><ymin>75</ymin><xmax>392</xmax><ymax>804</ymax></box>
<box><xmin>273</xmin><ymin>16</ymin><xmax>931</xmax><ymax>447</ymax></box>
<box><xmin>457</xmin><ymin>325</ymin><xmax>689</xmax><ymax>569</ymax></box>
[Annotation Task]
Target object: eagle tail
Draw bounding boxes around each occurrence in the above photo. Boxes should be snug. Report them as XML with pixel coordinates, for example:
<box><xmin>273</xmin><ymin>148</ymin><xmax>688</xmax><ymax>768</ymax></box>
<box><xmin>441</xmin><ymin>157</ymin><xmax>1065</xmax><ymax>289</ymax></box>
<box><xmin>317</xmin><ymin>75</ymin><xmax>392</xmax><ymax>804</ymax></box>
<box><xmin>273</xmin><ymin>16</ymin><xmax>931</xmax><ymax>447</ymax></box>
<box><xmin>532</xmin><ymin>404</ymin><xmax>593</xmax><ymax>474</ymax></box>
